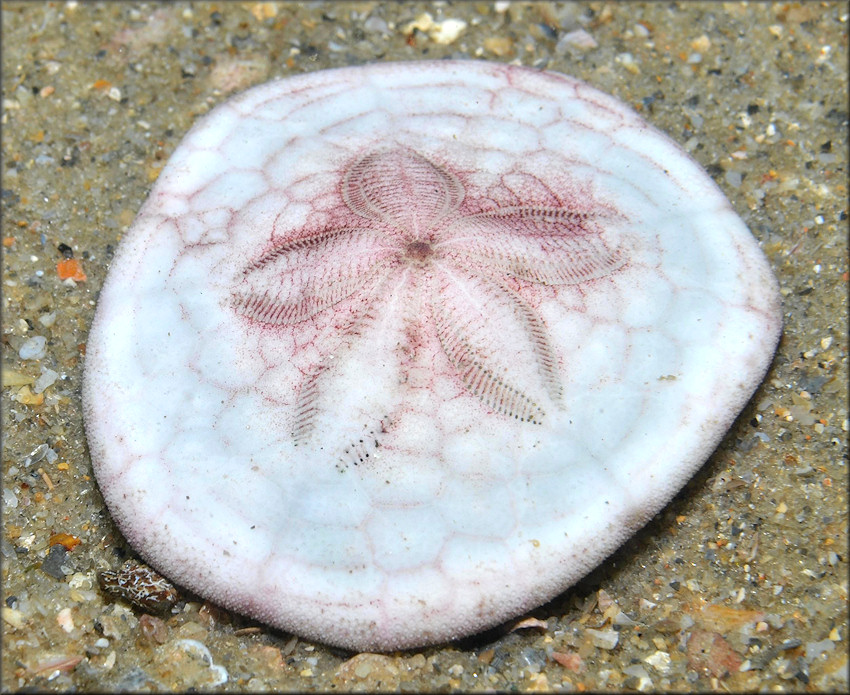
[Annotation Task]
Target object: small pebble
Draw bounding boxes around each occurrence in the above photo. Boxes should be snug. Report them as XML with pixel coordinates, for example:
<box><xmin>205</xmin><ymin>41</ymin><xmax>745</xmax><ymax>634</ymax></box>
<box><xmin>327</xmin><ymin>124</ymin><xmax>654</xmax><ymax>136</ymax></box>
<box><xmin>428</xmin><ymin>18</ymin><xmax>466</xmax><ymax>44</ymax></box>
<box><xmin>805</xmin><ymin>638</ymin><xmax>835</xmax><ymax>661</ymax></box>
<box><xmin>687</xmin><ymin>629</ymin><xmax>742</xmax><ymax>677</ymax></box>
<box><xmin>483</xmin><ymin>36</ymin><xmax>515</xmax><ymax>57</ymax></box>
<box><xmin>725</xmin><ymin>170</ymin><xmax>743</xmax><ymax>188</ymax></box>
<box><xmin>691</xmin><ymin>34</ymin><xmax>711</xmax><ymax>51</ymax></box>
<box><xmin>41</xmin><ymin>544</ymin><xmax>69</xmax><ymax>580</ymax></box>
<box><xmin>33</xmin><ymin>368</ymin><xmax>59</xmax><ymax>394</ymax></box>
<box><xmin>103</xmin><ymin>651</ymin><xmax>117</xmax><ymax>670</ymax></box>
<box><xmin>645</xmin><ymin>650</ymin><xmax>672</xmax><ymax>674</ymax></box>
<box><xmin>3</xmin><ymin>606</ymin><xmax>26</xmax><ymax>629</ymax></box>
<box><xmin>19</xmin><ymin>335</ymin><xmax>47</xmax><ymax>360</ymax></box>
<box><xmin>551</xmin><ymin>650</ymin><xmax>583</xmax><ymax>672</ymax></box>
<box><xmin>363</xmin><ymin>16</ymin><xmax>388</xmax><ymax>34</ymax></box>
<box><xmin>623</xmin><ymin>664</ymin><xmax>653</xmax><ymax>691</ymax></box>
<box><xmin>138</xmin><ymin>613</ymin><xmax>169</xmax><ymax>644</ymax></box>
<box><xmin>3</xmin><ymin>488</ymin><xmax>18</xmax><ymax>509</ymax></box>
<box><xmin>38</xmin><ymin>311</ymin><xmax>57</xmax><ymax>327</ymax></box>
<box><xmin>586</xmin><ymin>627</ymin><xmax>619</xmax><ymax>650</ymax></box>
<box><xmin>335</xmin><ymin>653</ymin><xmax>401</xmax><ymax>689</ymax></box>
<box><xmin>511</xmin><ymin>616</ymin><xmax>548</xmax><ymax>632</ymax></box>
<box><xmin>597</xmin><ymin>588</ymin><xmax>615</xmax><ymax>611</ymax></box>
<box><xmin>57</xmin><ymin>606</ymin><xmax>75</xmax><ymax>632</ymax></box>
<box><xmin>402</xmin><ymin>13</ymin><xmax>466</xmax><ymax>45</ymax></box>
<box><xmin>555</xmin><ymin>29</ymin><xmax>598</xmax><ymax>54</ymax></box>
<box><xmin>170</xmin><ymin>639</ymin><xmax>228</xmax><ymax>686</ymax></box>
<box><xmin>613</xmin><ymin>610</ymin><xmax>638</xmax><ymax>626</ymax></box>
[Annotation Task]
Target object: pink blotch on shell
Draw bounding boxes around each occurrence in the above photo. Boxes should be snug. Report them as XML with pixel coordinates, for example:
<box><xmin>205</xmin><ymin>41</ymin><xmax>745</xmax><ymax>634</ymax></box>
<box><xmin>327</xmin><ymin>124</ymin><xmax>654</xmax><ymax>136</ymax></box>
<box><xmin>83</xmin><ymin>61</ymin><xmax>782</xmax><ymax>651</ymax></box>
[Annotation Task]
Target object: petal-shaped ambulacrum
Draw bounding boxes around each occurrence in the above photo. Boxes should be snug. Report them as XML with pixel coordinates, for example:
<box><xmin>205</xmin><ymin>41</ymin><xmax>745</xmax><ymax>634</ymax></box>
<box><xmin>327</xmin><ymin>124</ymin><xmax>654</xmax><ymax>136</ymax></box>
<box><xmin>232</xmin><ymin>227</ymin><xmax>396</xmax><ymax>326</ymax></box>
<box><xmin>343</xmin><ymin>148</ymin><xmax>464</xmax><ymax>235</ymax></box>
<box><xmin>448</xmin><ymin>207</ymin><xmax>626</xmax><ymax>286</ymax></box>
<box><xmin>429</xmin><ymin>265</ymin><xmax>550</xmax><ymax>425</ymax></box>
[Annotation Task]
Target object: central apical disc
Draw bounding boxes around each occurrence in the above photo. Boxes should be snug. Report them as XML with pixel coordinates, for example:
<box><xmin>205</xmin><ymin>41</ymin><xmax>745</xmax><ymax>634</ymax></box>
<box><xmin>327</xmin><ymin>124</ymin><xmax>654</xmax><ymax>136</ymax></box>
<box><xmin>83</xmin><ymin>61</ymin><xmax>781</xmax><ymax>650</ymax></box>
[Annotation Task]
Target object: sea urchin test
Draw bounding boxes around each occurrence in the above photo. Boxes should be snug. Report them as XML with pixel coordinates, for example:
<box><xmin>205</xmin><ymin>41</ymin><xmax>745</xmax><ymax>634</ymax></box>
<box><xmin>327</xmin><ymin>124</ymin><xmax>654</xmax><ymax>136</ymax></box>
<box><xmin>83</xmin><ymin>61</ymin><xmax>782</xmax><ymax>651</ymax></box>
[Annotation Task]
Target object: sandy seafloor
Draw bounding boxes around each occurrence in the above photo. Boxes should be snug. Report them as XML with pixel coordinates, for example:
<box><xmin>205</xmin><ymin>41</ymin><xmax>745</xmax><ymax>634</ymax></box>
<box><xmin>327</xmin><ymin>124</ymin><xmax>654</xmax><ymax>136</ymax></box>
<box><xmin>1</xmin><ymin>2</ymin><xmax>847</xmax><ymax>692</ymax></box>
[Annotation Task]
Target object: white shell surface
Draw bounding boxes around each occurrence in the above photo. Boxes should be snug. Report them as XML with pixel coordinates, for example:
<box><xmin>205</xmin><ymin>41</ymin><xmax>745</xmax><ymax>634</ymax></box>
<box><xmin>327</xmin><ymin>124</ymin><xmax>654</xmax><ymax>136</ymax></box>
<box><xmin>83</xmin><ymin>60</ymin><xmax>781</xmax><ymax>650</ymax></box>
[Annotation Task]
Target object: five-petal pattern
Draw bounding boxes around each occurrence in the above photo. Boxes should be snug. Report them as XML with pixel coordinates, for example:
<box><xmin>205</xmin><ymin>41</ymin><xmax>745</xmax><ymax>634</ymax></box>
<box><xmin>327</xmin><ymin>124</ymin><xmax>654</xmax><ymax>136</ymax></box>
<box><xmin>233</xmin><ymin>148</ymin><xmax>625</xmax><ymax>439</ymax></box>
